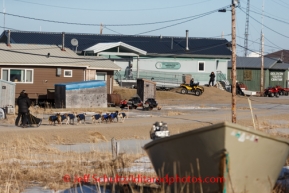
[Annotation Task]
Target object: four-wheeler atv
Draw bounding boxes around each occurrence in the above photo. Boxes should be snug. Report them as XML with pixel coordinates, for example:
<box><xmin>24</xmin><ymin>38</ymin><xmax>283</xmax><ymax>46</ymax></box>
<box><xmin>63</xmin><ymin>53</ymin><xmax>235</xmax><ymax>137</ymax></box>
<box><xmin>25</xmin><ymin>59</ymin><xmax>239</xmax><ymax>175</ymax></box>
<box><xmin>275</xmin><ymin>85</ymin><xmax>289</xmax><ymax>96</ymax></box>
<box><xmin>263</xmin><ymin>87</ymin><xmax>279</xmax><ymax>97</ymax></box>
<box><xmin>128</xmin><ymin>96</ymin><xmax>143</xmax><ymax>109</ymax></box>
<box><xmin>120</xmin><ymin>96</ymin><xmax>143</xmax><ymax>109</ymax></box>
<box><xmin>180</xmin><ymin>82</ymin><xmax>204</xmax><ymax>96</ymax></box>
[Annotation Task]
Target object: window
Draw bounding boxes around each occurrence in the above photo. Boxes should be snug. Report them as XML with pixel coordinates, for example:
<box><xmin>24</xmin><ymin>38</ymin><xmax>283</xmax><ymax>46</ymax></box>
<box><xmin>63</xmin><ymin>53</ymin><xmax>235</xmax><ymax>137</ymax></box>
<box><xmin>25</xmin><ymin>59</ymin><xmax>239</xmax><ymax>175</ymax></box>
<box><xmin>198</xmin><ymin>62</ymin><xmax>205</xmax><ymax>72</ymax></box>
<box><xmin>64</xmin><ymin>70</ymin><xmax>72</xmax><ymax>77</ymax></box>
<box><xmin>1</xmin><ymin>68</ymin><xmax>33</xmax><ymax>83</ymax></box>
<box><xmin>95</xmin><ymin>72</ymin><xmax>106</xmax><ymax>81</ymax></box>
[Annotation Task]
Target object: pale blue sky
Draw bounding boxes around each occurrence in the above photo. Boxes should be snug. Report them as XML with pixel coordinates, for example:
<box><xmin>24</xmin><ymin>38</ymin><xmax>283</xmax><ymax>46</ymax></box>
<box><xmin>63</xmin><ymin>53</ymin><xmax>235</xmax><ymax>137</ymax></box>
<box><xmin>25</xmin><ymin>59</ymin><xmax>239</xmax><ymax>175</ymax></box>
<box><xmin>1</xmin><ymin>0</ymin><xmax>289</xmax><ymax>56</ymax></box>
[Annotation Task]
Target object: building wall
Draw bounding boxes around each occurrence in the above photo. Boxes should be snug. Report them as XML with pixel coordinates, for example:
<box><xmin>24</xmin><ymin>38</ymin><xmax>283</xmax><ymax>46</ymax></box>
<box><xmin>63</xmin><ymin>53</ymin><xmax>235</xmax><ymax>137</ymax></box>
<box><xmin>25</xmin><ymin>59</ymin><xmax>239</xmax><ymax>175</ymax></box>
<box><xmin>55</xmin><ymin>80</ymin><xmax>107</xmax><ymax>108</ymax></box>
<box><xmin>0</xmin><ymin>66</ymin><xmax>84</xmax><ymax>99</ymax></box>
<box><xmin>227</xmin><ymin>68</ymin><xmax>287</xmax><ymax>91</ymax></box>
<box><xmin>86</xmin><ymin>70</ymin><xmax>114</xmax><ymax>94</ymax></box>
<box><xmin>268</xmin><ymin>70</ymin><xmax>287</xmax><ymax>88</ymax></box>
<box><xmin>114</xmin><ymin>57</ymin><xmax>229</xmax><ymax>86</ymax></box>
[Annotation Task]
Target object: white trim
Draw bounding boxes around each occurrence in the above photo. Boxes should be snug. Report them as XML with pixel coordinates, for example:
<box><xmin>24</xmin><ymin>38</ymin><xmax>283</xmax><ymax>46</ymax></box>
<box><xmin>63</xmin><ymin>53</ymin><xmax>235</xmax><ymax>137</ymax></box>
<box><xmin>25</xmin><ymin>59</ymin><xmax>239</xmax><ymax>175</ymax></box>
<box><xmin>84</xmin><ymin>42</ymin><xmax>147</xmax><ymax>55</ymax></box>
<box><xmin>64</xmin><ymin>70</ymin><xmax>73</xmax><ymax>77</ymax></box>
<box><xmin>1</xmin><ymin>68</ymin><xmax>34</xmax><ymax>83</ymax></box>
<box><xmin>198</xmin><ymin>61</ymin><xmax>205</xmax><ymax>72</ymax></box>
<box><xmin>98</xmin><ymin>52</ymin><xmax>140</xmax><ymax>57</ymax></box>
<box><xmin>95</xmin><ymin>72</ymin><xmax>107</xmax><ymax>81</ymax></box>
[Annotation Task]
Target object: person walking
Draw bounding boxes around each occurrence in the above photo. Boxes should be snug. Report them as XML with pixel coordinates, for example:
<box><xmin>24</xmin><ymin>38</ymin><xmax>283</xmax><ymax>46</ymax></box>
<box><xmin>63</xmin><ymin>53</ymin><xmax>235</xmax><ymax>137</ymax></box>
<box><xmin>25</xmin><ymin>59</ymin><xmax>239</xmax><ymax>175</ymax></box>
<box><xmin>15</xmin><ymin>90</ymin><xmax>31</xmax><ymax>128</ymax></box>
<box><xmin>209</xmin><ymin>72</ymin><xmax>215</xmax><ymax>87</ymax></box>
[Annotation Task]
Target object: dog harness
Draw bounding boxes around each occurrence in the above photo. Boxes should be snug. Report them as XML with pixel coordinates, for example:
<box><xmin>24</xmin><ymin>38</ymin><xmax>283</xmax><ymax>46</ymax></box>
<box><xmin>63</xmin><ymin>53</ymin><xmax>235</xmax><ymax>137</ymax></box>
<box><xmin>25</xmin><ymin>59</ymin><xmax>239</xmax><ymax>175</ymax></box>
<box><xmin>77</xmin><ymin>114</ymin><xmax>85</xmax><ymax>120</ymax></box>
<box><xmin>49</xmin><ymin>116</ymin><xmax>58</xmax><ymax>121</ymax></box>
<box><xmin>68</xmin><ymin>114</ymin><xmax>75</xmax><ymax>119</ymax></box>
<box><xmin>93</xmin><ymin>114</ymin><xmax>101</xmax><ymax>120</ymax></box>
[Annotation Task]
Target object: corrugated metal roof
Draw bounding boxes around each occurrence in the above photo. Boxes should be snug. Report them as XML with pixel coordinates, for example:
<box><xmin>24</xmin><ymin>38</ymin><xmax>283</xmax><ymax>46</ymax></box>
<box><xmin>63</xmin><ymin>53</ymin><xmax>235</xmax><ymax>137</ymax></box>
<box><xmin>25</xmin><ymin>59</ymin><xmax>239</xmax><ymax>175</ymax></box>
<box><xmin>270</xmin><ymin>62</ymin><xmax>289</xmax><ymax>70</ymax></box>
<box><xmin>0</xmin><ymin>31</ymin><xmax>232</xmax><ymax>57</ymax></box>
<box><xmin>84</xmin><ymin>42</ymin><xmax>147</xmax><ymax>55</ymax></box>
<box><xmin>228</xmin><ymin>57</ymin><xmax>278</xmax><ymax>69</ymax></box>
<box><xmin>0</xmin><ymin>43</ymin><xmax>121</xmax><ymax>70</ymax></box>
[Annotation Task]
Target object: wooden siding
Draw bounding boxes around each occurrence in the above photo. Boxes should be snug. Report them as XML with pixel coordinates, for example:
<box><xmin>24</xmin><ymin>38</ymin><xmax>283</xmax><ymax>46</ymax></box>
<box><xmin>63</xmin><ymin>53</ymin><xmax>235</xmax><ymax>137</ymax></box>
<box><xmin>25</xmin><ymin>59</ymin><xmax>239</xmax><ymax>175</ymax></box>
<box><xmin>227</xmin><ymin>68</ymin><xmax>287</xmax><ymax>91</ymax></box>
<box><xmin>0</xmin><ymin>66</ymin><xmax>84</xmax><ymax>99</ymax></box>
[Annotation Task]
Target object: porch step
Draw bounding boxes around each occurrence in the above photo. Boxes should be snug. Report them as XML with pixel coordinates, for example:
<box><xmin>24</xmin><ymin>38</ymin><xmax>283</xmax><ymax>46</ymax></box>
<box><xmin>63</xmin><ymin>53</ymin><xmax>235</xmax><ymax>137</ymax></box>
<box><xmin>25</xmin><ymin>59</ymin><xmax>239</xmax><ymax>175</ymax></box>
<box><xmin>113</xmin><ymin>79</ymin><xmax>120</xmax><ymax>87</ymax></box>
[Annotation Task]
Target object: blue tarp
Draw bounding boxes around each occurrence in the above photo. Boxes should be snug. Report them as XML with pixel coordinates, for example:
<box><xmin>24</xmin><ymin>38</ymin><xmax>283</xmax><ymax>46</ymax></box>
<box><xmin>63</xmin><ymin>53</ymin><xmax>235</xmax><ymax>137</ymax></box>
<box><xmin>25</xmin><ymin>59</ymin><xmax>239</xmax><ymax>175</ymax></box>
<box><xmin>55</xmin><ymin>80</ymin><xmax>106</xmax><ymax>91</ymax></box>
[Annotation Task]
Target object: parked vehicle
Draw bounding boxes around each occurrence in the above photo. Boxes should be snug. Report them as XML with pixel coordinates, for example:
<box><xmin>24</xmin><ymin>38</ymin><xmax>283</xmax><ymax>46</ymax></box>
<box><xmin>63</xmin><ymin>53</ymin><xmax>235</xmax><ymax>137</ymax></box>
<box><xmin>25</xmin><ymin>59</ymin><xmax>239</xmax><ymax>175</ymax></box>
<box><xmin>263</xmin><ymin>86</ymin><xmax>279</xmax><ymax>97</ymax></box>
<box><xmin>128</xmin><ymin>96</ymin><xmax>143</xmax><ymax>109</ymax></box>
<box><xmin>120</xmin><ymin>99</ymin><xmax>128</xmax><ymax>109</ymax></box>
<box><xmin>143</xmin><ymin>98</ymin><xmax>158</xmax><ymax>111</ymax></box>
<box><xmin>276</xmin><ymin>85</ymin><xmax>289</xmax><ymax>96</ymax></box>
<box><xmin>120</xmin><ymin>96</ymin><xmax>143</xmax><ymax>109</ymax></box>
<box><xmin>180</xmin><ymin>82</ymin><xmax>204</xmax><ymax>96</ymax></box>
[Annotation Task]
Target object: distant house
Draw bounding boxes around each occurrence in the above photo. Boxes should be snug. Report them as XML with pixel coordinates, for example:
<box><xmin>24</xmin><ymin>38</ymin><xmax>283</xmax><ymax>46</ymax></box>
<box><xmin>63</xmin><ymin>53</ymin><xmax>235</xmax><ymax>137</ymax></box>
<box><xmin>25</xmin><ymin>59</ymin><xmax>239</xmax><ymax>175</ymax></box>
<box><xmin>0</xmin><ymin>43</ymin><xmax>120</xmax><ymax>101</ymax></box>
<box><xmin>228</xmin><ymin>57</ymin><xmax>289</xmax><ymax>91</ymax></box>
<box><xmin>265</xmin><ymin>50</ymin><xmax>289</xmax><ymax>64</ymax></box>
<box><xmin>0</xmin><ymin>30</ymin><xmax>232</xmax><ymax>86</ymax></box>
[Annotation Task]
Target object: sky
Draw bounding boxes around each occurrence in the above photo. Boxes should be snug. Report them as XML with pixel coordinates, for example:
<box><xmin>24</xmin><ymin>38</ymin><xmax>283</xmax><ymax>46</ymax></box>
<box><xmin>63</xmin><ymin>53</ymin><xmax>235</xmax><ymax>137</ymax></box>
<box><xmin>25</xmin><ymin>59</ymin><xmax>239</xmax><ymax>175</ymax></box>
<box><xmin>1</xmin><ymin>0</ymin><xmax>289</xmax><ymax>56</ymax></box>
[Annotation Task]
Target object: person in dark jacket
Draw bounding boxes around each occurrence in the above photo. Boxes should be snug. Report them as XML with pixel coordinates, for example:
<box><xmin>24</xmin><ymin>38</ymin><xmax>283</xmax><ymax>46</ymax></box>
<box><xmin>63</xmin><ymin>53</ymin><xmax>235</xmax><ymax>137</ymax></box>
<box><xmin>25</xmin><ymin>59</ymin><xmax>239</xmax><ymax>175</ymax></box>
<box><xmin>209</xmin><ymin>72</ymin><xmax>215</xmax><ymax>86</ymax></box>
<box><xmin>15</xmin><ymin>90</ymin><xmax>31</xmax><ymax>128</ymax></box>
<box><xmin>190</xmin><ymin>78</ymin><xmax>195</xmax><ymax>87</ymax></box>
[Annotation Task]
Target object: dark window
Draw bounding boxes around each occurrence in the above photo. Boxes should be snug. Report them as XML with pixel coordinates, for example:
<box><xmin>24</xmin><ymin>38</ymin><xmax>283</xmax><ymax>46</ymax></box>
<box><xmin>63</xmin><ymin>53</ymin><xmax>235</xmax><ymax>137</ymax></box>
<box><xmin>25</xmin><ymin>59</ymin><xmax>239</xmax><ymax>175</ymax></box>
<box><xmin>198</xmin><ymin>62</ymin><xmax>205</xmax><ymax>71</ymax></box>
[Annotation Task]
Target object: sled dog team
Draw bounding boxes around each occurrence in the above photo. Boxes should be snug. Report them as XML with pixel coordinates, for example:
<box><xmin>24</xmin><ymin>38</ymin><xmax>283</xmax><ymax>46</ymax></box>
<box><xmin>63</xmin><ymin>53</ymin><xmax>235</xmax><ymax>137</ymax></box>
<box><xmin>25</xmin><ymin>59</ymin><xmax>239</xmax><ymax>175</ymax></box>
<box><xmin>48</xmin><ymin>111</ymin><xmax>127</xmax><ymax>126</ymax></box>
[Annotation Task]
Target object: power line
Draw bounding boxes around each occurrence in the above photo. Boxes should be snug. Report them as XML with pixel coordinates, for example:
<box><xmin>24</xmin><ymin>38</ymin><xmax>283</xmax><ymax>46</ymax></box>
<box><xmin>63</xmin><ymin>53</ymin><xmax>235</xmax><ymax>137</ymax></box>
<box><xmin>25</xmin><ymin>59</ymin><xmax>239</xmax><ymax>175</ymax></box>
<box><xmin>248</xmin><ymin>8</ymin><xmax>289</xmax><ymax>26</ymax></box>
<box><xmin>236</xmin><ymin>35</ymin><xmax>283</xmax><ymax>50</ymax></box>
<box><xmin>0</xmin><ymin>5</ymin><xmax>230</xmax><ymax>27</ymax></box>
<box><xmin>14</xmin><ymin>0</ymin><xmax>214</xmax><ymax>12</ymax></box>
<box><xmin>238</xmin><ymin>7</ymin><xmax>289</xmax><ymax>39</ymax></box>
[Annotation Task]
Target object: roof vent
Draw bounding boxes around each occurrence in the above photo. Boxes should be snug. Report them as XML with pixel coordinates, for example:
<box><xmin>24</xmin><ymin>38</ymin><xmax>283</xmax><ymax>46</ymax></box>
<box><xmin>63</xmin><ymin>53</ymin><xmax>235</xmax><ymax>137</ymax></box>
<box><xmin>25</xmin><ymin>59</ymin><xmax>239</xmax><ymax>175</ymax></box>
<box><xmin>7</xmin><ymin>30</ymin><xmax>11</xmax><ymax>47</ymax></box>
<box><xmin>186</xmin><ymin>30</ymin><xmax>189</xmax><ymax>51</ymax></box>
<box><xmin>61</xmin><ymin>32</ymin><xmax>66</xmax><ymax>51</ymax></box>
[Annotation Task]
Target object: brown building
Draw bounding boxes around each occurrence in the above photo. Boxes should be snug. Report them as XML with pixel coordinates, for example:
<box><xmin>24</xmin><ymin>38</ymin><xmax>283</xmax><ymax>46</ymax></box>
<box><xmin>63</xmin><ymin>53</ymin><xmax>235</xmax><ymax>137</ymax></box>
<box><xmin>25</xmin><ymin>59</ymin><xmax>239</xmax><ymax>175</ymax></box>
<box><xmin>0</xmin><ymin>43</ymin><xmax>121</xmax><ymax>101</ymax></box>
<box><xmin>265</xmin><ymin>50</ymin><xmax>289</xmax><ymax>64</ymax></box>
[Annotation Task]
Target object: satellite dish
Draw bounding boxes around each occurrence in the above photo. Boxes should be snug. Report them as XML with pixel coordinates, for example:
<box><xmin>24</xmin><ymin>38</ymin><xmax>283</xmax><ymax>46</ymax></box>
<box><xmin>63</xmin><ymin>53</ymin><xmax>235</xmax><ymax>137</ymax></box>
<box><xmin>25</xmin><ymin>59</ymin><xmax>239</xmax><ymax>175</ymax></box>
<box><xmin>71</xmin><ymin>38</ymin><xmax>78</xmax><ymax>46</ymax></box>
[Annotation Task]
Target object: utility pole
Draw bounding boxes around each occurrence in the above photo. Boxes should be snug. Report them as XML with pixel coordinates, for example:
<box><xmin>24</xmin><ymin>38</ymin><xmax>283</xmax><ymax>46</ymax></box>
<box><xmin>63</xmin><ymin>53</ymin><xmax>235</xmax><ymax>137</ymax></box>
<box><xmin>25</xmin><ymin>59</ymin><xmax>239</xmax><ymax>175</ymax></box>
<box><xmin>260</xmin><ymin>0</ymin><xmax>265</xmax><ymax>95</ymax></box>
<box><xmin>260</xmin><ymin>32</ymin><xmax>264</xmax><ymax>94</ymax></box>
<box><xmin>100</xmin><ymin>23</ymin><xmax>103</xmax><ymax>34</ymax></box>
<box><xmin>3</xmin><ymin>0</ymin><xmax>5</xmax><ymax>31</ymax></box>
<box><xmin>231</xmin><ymin>0</ymin><xmax>237</xmax><ymax>123</ymax></box>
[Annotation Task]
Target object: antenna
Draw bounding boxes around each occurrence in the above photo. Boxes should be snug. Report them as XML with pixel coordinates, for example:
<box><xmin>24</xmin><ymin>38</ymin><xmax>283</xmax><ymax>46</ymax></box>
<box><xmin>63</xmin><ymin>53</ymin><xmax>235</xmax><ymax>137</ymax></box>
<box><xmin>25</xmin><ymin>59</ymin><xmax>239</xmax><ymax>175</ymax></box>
<box><xmin>243</xmin><ymin>0</ymin><xmax>250</xmax><ymax>57</ymax></box>
<box><xmin>71</xmin><ymin>38</ymin><xmax>78</xmax><ymax>53</ymax></box>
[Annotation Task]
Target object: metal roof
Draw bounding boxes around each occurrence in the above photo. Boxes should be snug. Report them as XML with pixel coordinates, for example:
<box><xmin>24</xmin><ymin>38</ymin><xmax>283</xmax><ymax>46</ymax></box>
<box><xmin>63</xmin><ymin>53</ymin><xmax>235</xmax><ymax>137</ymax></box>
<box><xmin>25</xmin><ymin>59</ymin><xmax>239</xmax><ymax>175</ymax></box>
<box><xmin>228</xmin><ymin>57</ymin><xmax>279</xmax><ymax>69</ymax></box>
<box><xmin>0</xmin><ymin>31</ymin><xmax>232</xmax><ymax>58</ymax></box>
<box><xmin>0</xmin><ymin>43</ymin><xmax>121</xmax><ymax>70</ymax></box>
<box><xmin>270</xmin><ymin>62</ymin><xmax>289</xmax><ymax>70</ymax></box>
<box><xmin>84</xmin><ymin>42</ymin><xmax>147</xmax><ymax>55</ymax></box>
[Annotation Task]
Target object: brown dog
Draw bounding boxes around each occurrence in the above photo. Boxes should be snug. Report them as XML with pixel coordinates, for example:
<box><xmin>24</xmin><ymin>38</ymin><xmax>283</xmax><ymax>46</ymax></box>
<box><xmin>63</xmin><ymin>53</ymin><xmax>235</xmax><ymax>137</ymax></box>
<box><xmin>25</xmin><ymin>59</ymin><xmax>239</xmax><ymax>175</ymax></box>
<box><xmin>101</xmin><ymin>113</ymin><xmax>112</xmax><ymax>123</ymax></box>
<box><xmin>48</xmin><ymin>113</ymin><xmax>61</xmax><ymax>125</ymax></box>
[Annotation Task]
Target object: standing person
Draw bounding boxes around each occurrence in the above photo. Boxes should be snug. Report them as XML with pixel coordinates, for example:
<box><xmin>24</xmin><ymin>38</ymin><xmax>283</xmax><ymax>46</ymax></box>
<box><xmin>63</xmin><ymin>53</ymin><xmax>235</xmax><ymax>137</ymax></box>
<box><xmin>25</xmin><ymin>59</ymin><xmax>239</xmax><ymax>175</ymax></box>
<box><xmin>209</xmin><ymin>72</ymin><xmax>215</xmax><ymax>87</ymax></box>
<box><xmin>15</xmin><ymin>90</ymin><xmax>31</xmax><ymax>128</ymax></box>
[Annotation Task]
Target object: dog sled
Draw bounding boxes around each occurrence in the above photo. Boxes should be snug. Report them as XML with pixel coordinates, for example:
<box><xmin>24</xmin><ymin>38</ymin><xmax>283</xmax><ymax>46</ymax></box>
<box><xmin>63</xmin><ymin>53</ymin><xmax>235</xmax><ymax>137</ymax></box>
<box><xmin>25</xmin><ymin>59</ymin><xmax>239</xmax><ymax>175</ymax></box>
<box><xmin>22</xmin><ymin>112</ymin><xmax>42</xmax><ymax>127</ymax></box>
